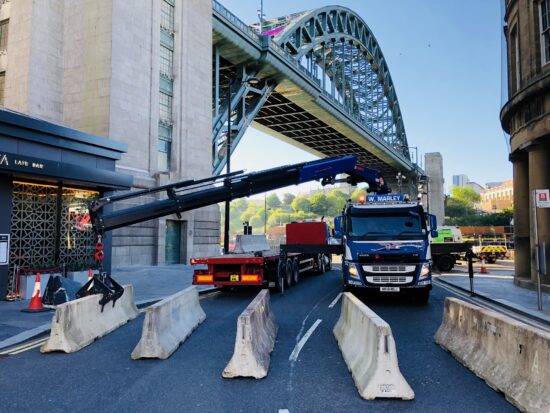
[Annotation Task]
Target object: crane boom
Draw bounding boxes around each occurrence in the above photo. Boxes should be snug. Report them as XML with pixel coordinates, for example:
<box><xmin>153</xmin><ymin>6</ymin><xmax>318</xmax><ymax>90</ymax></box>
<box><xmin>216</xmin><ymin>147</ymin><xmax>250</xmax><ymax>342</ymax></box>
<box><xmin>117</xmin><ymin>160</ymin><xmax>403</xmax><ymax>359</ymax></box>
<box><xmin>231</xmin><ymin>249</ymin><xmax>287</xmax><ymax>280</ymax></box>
<box><xmin>89</xmin><ymin>155</ymin><xmax>384</xmax><ymax>234</ymax></box>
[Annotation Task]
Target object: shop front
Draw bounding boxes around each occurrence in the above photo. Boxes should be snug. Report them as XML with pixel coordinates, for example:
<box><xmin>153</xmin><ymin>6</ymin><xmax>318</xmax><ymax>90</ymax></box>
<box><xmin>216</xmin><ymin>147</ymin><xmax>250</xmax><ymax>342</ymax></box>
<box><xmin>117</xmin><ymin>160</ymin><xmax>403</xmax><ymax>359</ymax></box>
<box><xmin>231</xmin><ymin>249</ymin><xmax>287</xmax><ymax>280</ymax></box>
<box><xmin>0</xmin><ymin>109</ymin><xmax>132</xmax><ymax>300</ymax></box>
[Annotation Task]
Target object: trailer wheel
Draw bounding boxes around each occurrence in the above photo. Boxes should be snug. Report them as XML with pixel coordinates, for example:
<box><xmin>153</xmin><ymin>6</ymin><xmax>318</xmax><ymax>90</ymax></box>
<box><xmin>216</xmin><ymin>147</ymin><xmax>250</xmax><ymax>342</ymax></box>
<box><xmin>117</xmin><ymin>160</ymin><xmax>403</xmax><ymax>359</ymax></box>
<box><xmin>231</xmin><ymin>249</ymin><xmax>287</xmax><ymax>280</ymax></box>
<box><xmin>291</xmin><ymin>258</ymin><xmax>300</xmax><ymax>285</ymax></box>
<box><xmin>285</xmin><ymin>258</ymin><xmax>293</xmax><ymax>288</ymax></box>
<box><xmin>435</xmin><ymin>254</ymin><xmax>454</xmax><ymax>272</ymax></box>
<box><xmin>275</xmin><ymin>260</ymin><xmax>285</xmax><ymax>293</ymax></box>
<box><xmin>317</xmin><ymin>254</ymin><xmax>326</xmax><ymax>274</ymax></box>
<box><xmin>325</xmin><ymin>254</ymin><xmax>332</xmax><ymax>271</ymax></box>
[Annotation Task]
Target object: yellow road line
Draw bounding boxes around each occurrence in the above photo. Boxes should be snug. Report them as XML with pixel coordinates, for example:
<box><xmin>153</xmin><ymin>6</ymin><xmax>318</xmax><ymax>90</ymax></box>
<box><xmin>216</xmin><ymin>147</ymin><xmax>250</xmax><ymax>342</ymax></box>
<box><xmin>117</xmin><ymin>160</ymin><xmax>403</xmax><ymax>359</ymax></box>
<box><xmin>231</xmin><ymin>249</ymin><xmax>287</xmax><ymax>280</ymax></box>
<box><xmin>9</xmin><ymin>341</ymin><xmax>46</xmax><ymax>355</ymax></box>
<box><xmin>0</xmin><ymin>337</ymin><xmax>48</xmax><ymax>355</ymax></box>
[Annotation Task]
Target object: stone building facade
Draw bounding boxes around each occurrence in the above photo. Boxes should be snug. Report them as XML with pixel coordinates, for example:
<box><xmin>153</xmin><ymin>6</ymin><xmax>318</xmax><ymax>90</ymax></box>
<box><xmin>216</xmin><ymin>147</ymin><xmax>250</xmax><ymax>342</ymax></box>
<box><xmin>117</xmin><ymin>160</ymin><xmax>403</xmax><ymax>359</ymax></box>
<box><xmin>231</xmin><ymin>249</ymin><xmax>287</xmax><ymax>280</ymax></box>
<box><xmin>0</xmin><ymin>0</ymin><xmax>219</xmax><ymax>267</ymax></box>
<box><xmin>501</xmin><ymin>0</ymin><xmax>550</xmax><ymax>289</ymax></box>
<box><xmin>479</xmin><ymin>180</ymin><xmax>514</xmax><ymax>213</ymax></box>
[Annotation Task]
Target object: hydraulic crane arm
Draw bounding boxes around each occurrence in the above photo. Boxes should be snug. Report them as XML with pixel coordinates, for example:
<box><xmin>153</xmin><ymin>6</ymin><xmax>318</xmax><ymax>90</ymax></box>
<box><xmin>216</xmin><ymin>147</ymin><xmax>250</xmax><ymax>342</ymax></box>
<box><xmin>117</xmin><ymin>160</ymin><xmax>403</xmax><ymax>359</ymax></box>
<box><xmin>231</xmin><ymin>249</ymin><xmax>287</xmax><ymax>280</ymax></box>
<box><xmin>89</xmin><ymin>155</ymin><xmax>384</xmax><ymax>235</ymax></box>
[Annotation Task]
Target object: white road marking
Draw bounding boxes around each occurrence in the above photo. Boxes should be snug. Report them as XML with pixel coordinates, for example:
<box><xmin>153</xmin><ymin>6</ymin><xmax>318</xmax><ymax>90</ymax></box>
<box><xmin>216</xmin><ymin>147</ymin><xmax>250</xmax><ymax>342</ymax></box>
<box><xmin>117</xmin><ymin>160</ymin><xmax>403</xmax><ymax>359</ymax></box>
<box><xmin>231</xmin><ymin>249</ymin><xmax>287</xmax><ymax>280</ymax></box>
<box><xmin>278</xmin><ymin>410</ymin><xmax>290</xmax><ymax>413</ymax></box>
<box><xmin>328</xmin><ymin>292</ymin><xmax>343</xmax><ymax>308</ymax></box>
<box><xmin>289</xmin><ymin>319</ymin><xmax>322</xmax><ymax>362</ymax></box>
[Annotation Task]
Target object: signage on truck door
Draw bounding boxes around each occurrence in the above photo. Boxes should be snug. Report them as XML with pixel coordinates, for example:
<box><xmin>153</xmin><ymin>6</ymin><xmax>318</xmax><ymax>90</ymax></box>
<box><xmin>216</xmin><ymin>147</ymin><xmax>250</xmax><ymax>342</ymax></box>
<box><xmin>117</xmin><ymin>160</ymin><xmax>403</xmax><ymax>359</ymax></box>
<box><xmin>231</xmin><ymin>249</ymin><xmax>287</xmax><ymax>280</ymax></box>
<box><xmin>536</xmin><ymin>189</ymin><xmax>550</xmax><ymax>208</ymax></box>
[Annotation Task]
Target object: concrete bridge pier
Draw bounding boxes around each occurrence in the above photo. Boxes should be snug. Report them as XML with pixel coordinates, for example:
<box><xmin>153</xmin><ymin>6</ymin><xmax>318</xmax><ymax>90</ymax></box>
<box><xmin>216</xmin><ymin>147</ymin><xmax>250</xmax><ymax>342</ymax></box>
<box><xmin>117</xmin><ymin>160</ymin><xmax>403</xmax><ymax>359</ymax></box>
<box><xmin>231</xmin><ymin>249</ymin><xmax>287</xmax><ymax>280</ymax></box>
<box><xmin>528</xmin><ymin>142</ymin><xmax>550</xmax><ymax>286</ymax></box>
<box><xmin>512</xmin><ymin>152</ymin><xmax>530</xmax><ymax>281</ymax></box>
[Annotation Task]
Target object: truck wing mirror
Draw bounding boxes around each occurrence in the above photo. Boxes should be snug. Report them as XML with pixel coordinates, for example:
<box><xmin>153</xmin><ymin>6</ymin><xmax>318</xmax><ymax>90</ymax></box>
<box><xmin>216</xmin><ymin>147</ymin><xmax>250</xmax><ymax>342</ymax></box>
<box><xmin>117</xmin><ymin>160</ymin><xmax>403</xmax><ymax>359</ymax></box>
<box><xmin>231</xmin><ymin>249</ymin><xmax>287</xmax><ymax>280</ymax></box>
<box><xmin>428</xmin><ymin>214</ymin><xmax>437</xmax><ymax>231</ymax></box>
<box><xmin>431</xmin><ymin>230</ymin><xmax>439</xmax><ymax>238</ymax></box>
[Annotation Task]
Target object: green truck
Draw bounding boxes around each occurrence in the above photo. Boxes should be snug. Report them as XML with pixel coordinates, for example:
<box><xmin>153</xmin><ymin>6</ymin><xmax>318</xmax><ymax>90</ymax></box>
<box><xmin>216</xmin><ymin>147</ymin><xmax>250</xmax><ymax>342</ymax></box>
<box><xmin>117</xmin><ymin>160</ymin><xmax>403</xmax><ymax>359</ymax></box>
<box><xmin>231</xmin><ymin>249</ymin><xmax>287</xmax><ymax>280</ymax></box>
<box><xmin>431</xmin><ymin>226</ymin><xmax>471</xmax><ymax>272</ymax></box>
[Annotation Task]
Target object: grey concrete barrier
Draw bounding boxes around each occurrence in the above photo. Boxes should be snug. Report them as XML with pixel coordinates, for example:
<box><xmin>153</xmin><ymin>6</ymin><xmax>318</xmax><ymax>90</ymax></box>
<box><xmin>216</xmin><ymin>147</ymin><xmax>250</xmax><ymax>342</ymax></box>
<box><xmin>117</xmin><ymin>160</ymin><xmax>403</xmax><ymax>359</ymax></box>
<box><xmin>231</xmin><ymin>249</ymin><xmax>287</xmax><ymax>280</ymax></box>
<box><xmin>333</xmin><ymin>292</ymin><xmax>414</xmax><ymax>400</ymax></box>
<box><xmin>131</xmin><ymin>286</ymin><xmax>206</xmax><ymax>360</ymax></box>
<box><xmin>435</xmin><ymin>297</ymin><xmax>550</xmax><ymax>413</ymax></box>
<box><xmin>41</xmin><ymin>285</ymin><xmax>139</xmax><ymax>353</ymax></box>
<box><xmin>223</xmin><ymin>289</ymin><xmax>278</xmax><ymax>379</ymax></box>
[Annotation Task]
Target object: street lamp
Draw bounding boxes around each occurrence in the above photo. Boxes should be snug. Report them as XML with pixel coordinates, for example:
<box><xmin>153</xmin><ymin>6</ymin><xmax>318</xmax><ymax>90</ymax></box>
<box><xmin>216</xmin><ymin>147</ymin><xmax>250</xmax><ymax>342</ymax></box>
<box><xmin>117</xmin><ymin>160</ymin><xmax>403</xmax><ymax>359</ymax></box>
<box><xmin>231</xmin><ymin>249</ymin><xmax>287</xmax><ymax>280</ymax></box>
<box><xmin>223</xmin><ymin>76</ymin><xmax>260</xmax><ymax>254</ymax></box>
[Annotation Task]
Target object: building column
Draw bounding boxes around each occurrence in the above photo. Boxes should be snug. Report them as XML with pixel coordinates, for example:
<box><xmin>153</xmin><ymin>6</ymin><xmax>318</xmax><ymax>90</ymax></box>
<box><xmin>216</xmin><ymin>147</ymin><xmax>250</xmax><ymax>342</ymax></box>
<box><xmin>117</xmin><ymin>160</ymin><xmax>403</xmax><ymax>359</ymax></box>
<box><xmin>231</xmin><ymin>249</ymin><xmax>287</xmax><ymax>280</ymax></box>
<box><xmin>528</xmin><ymin>141</ymin><xmax>550</xmax><ymax>284</ymax></box>
<box><xmin>0</xmin><ymin>175</ymin><xmax>12</xmax><ymax>300</ymax></box>
<box><xmin>512</xmin><ymin>152</ymin><xmax>530</xmax><ymax>280</ymax></box>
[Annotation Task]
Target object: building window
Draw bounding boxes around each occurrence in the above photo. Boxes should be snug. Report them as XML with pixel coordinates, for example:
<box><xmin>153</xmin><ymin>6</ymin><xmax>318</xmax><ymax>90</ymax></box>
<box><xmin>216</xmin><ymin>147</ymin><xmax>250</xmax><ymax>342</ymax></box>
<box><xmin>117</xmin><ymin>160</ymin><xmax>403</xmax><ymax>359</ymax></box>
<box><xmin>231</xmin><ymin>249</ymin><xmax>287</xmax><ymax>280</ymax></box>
<box><xmin>158</xmin><ymin>124</ymin><xmax>172</xmax><ymax>171</ymax></box>
<box><xmin>0</xmin><ymin>72</ymin><xmax>5</xmax><ymax>106</ymax></box>
<box><xmin>541</xmin><ymin>0</ymin><xmax>550</xmax><ymax>65</ymax></box>
<box><xmin>0</xmin><ymin>19</ymin><xmax>8</xmax><ymax>50</ymax></box>
<box><xmin>160</xmin><ymin>45</ymin><xmax>173</xmax><ymax>78</ymax></box>
<box><xmin>161</xmin><ymin>0</ymin><xmax>175</xmax><ymax>32</ymax></box>
<box><xmin>510</xmin><ymin>25</ymin><xmax>520</xmax><ymax>93</ymax></box>
<box><xmin>159</xmin><ymin>91</ymin><xmax>172</xmax><ymax>123</ymax></box>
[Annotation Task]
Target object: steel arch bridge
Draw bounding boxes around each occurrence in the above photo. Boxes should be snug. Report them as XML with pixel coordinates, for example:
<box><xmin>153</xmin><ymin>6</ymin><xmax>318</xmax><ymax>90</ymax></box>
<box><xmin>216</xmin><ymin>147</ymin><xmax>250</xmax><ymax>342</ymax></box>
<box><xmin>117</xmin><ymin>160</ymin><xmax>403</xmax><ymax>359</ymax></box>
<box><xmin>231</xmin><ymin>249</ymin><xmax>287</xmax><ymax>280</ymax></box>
<box><xmin>212</xmin><ymin>1</ymin><xmax>417</xmax><ymax>180</ymax></box>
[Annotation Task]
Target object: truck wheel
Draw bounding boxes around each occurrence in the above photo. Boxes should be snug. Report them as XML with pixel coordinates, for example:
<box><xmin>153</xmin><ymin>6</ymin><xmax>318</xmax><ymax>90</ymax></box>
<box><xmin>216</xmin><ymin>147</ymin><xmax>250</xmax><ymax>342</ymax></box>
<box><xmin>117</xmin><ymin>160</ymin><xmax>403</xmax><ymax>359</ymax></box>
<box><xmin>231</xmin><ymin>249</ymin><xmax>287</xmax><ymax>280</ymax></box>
<box><xmin>325</xmin><ymin>254</ymin><xmax>332</xmax><ymax>271</ymax></box>
<box><xmin>435</xmin><ymin>255</ymin><xmax>454</xmax><ymax>272</ymax></box>
<box><xmin>275</xmin><ymin>261</ymin><xmax>285</xmax><ymax>293</ymax></box>
<box><xmin>487</xmin><ymin>257</ymin><xmax>496</xmax><ymax>264</ymax></box>
<box><xmin>317</xmin><ymin>254</ymin><xmax>326</xmax><ymax>274</ymax></box>
<box><xmin>285</xmin><ymin>258</ymin><xmax>293</xmax><ymax>288</ymax></box>
<box><xmin>291</xmin><ymin>258</ymin><xmax>300</xmax><ymax>285</ymax></box>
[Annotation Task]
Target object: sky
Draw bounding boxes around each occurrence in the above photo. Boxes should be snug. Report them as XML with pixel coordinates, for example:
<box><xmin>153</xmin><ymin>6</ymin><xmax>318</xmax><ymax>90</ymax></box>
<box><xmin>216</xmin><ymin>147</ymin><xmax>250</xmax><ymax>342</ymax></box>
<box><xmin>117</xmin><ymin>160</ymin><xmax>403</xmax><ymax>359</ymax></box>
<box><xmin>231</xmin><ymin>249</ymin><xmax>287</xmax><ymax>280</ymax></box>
<box><xmin>220</xmin><ymin>0</ymin><xmax>510</xmax><ymax>197</ymax></box>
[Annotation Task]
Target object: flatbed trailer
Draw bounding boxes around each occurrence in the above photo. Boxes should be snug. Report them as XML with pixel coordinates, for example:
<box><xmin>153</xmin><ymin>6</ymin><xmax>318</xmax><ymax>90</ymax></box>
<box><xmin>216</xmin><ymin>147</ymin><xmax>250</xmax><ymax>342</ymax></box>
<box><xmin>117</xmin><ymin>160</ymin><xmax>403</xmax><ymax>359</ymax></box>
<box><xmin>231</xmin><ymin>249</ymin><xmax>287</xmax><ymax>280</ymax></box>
<box><xmin>191</xmin><ymin>249</ymin><xmax>334</xmax><ymax>291</ymax></box>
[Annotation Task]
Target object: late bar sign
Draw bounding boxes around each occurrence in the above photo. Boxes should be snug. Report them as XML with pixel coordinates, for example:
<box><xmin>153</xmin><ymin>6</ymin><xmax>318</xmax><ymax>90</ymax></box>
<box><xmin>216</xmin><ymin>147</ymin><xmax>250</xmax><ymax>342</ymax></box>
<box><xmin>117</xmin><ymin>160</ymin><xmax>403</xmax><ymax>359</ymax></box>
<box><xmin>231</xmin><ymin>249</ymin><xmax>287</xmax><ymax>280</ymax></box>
<box><xmin>0</xmin><ymin>152</ymin><xmax>45</xmax><ymax>171</ymax></box>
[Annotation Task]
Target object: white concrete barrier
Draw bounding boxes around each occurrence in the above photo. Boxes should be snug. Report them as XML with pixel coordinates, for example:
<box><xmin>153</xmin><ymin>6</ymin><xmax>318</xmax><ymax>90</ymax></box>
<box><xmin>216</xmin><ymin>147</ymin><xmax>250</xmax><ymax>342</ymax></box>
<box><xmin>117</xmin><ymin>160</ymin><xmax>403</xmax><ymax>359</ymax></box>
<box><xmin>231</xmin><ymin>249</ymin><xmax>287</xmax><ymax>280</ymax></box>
<box><xmin>333</xmin><ymin>293</ymin><xmax>414</xmax><ymax>400</ymax></box>
<box><xmin>223</xmin><ymin>289</ymin><xmax>278</xmax><ymax>379</ymax></box>
<box><xmin>234</xmin><ymin>234</ymin><xmax>270</xmax><ymax>253</ymax></box>
<box><xmin>131</xmin><ymin>286</ymin><xmax>206</xmax><ymax>360</ymax></box>
<box><xmin>41</xmin><ymin>285</ymin><xmax>139</xmax><ymax>353</ymax></box>
<box><xmin>435</xmin><ymin>297</ymin><xmax>550</xmax><ymax>413</ymax></box>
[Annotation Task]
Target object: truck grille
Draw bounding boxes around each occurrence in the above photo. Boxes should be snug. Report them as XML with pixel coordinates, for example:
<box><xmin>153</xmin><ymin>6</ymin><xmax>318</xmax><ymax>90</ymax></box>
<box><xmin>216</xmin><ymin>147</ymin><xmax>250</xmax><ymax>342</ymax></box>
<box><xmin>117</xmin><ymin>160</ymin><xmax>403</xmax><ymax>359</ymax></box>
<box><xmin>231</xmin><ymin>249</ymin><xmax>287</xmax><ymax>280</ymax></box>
<box><xmin>362</xmin><ymin>265</ymin><xmax>416</xmax><ymax>273</ymax></box>
<box><xmin>365</xmin><ymin>276</ymin><xmax>413</xmax><ymax>284</ymax></box>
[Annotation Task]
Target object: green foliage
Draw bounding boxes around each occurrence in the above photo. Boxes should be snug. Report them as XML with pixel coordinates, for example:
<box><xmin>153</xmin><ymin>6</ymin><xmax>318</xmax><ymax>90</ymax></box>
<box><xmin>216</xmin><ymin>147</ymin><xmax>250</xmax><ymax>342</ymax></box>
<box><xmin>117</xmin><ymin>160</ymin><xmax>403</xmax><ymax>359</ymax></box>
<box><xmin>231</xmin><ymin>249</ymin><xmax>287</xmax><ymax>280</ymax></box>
<box><xmin>282</xmin><ymin>193</ymin><xmax>295</xmax><ymax>205</ymax></box>
<box><xmin>291</xmin><ymin>196</ymin><xmax>311</xmax><ymax>212</ymax></box>
<box><xmin>266</xmin><ymin>194</ymin><xmax>282</xmax><ymax>209</ymax></box>
<box><xmin>450</xmin><ymin>186</ymin><xmax>480</xmax><ymax>207</ymax></box>
<box><xmin>309</xmin><ymin>193</ymin><xmax>331</xmax><ymax>216</ymax></box>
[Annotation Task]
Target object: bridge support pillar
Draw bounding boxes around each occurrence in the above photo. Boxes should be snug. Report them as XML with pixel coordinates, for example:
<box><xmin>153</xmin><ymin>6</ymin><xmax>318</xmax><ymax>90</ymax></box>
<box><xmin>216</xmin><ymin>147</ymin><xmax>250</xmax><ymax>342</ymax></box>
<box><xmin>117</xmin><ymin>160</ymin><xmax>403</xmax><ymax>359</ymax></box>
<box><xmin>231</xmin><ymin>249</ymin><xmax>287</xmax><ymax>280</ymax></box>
<box><xmin>512</xmin><ymin>152</ymin><xmax>530</xmax><ymax>281</ymax></box>
<box><xmin>529</xmin><ymin>141</ymin><xmax>550</xmax><ymax>285</ymax></box>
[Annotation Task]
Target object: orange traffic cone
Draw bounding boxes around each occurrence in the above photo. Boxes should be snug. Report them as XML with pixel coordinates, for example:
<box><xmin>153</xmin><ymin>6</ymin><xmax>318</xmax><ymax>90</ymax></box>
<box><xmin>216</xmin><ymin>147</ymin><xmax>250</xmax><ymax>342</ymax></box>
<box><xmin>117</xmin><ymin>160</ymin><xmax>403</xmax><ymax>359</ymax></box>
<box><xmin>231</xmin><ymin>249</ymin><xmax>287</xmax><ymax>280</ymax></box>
<box><xmin>480</xmin><ymin>257</ymin><xmax>488</xmax><ymax>274</ymax></box>
<box><xmin>21</xmin><ymin>272</ymin><xmax>49</xmax><ymax>313</ymax></box>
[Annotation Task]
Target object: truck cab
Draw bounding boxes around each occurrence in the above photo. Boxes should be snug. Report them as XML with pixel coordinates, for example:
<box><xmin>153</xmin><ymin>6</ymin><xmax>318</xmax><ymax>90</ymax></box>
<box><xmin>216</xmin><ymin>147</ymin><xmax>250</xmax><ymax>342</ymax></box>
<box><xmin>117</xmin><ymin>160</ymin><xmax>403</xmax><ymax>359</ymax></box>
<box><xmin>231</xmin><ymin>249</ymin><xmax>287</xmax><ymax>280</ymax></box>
<box><xmin>337</xmin><ymin>194</ymin><xmax>437</xmax><ymax>303</ymax></box>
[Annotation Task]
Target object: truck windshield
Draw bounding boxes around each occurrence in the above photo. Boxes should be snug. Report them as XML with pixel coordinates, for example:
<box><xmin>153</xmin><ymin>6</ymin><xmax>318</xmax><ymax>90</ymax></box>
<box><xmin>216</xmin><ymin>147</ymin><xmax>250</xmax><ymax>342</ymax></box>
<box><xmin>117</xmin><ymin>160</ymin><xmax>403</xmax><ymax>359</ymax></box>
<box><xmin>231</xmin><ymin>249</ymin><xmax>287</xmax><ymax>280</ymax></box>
<box><xmin>349</xmin><ymin>212</ymin><xmax>424</xmax><ymax>240</ymax></box>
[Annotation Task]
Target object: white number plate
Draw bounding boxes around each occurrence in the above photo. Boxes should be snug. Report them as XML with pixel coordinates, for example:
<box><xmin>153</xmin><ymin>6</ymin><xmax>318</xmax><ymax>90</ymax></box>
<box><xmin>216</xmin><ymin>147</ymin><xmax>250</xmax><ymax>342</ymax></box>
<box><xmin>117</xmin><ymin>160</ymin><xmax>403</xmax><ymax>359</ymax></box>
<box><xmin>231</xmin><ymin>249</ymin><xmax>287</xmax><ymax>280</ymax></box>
<box><xmin>380</xmin><ymin>287</ymin><xmax>400</xmax><ymax>292</ymax></box>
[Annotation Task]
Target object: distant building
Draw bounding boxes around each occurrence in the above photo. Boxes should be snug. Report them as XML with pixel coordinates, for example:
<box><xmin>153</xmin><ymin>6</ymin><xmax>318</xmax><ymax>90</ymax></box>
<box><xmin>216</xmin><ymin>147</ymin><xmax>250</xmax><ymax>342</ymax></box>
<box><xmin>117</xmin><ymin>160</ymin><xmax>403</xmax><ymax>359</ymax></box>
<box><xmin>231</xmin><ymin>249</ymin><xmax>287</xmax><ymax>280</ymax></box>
<box><xmin>501</xmin><ymin>0</ymin><xmax>550</xmax><ymax>288</ymax></box>
<box><xmin>479</xmin><ymin>180</ymin><xmax>514</xmax><ymax>213</ymax></box>
<box><xmin>466</xmin><ymin>181</ymin><xmax>484</xmax><ymax>194</ymax></box>
<box><xmin>485</xmin><ymin>181</ymin><xmax>503</xmax><ymax>189</ymax></box>
<box><xmin>452</xmin><ymin>174</ymin><xmax>469</xmax><ymax>187</ymax></box>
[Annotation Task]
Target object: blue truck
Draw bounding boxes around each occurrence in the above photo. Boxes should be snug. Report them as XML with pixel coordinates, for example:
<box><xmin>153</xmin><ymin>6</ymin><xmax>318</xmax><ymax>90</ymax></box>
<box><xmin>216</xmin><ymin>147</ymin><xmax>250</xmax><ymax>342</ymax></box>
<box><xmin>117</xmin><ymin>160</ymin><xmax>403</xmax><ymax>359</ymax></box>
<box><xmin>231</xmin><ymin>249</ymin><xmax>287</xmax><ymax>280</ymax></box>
<box><xmin>335</xmin><ymin>194</ymin><xmax>438</xmax><ymax>303</ymax></box>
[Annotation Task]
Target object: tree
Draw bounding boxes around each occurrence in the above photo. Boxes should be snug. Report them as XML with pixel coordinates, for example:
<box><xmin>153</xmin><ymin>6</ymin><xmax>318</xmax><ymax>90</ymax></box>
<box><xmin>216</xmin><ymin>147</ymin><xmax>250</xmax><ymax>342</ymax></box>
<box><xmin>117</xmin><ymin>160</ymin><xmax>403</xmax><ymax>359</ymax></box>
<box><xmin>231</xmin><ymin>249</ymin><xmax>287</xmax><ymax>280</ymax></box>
<box><xmin>291</xmin><ymin>196</ymin><xmax>311</xmax><ymax>213</ymax></box>
<box><xmin>450</xmin><ymin>186</ymin><xmax>480</xmax><ymax>207</ymax></box>
<box><xmin>309</xmin><ymin>193</ymin><xmax>331</xmax><ymax>216</ymax></box>
<box><xmin>266</xmin><ymin>194</ymin><xmax>282</xmax><ymax>209</ymax></box>
<box><xmin>282</xmin><ymin>193</ymin><xmax>295</xmax><ymax>205</ymax></box>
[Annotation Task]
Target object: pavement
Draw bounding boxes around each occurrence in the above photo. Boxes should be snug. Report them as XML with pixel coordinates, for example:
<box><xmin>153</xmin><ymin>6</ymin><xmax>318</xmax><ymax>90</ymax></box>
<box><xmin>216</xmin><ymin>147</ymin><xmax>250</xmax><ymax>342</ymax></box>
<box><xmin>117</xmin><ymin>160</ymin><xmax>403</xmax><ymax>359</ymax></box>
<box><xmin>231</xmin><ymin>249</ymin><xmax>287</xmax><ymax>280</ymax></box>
<box><xmin>0</xmin><ymin>267</ymin><xmax>518</xmax><ymax>412</ymax></box>
<box><xmin>0</xmin><ymin>264</ymin><xmax>212</xmax><ymax>350</ymax></box>
<box><xmin>434</xmin><ymin>259</ymin><xmax>550</xmax><ymax>321</ymax></box>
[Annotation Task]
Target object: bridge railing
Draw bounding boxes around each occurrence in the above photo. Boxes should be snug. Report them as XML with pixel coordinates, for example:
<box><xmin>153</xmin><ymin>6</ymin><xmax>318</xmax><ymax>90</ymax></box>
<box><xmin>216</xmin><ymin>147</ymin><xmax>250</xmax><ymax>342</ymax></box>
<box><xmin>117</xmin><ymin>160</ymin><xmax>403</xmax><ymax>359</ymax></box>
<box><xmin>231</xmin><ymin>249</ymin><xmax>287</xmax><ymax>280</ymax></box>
<box><xmin>212</xmin><ymin>0</ymin><xmax>411</xmax><ymax>165</ymax></box>
<box><xmin>212</xmin><ymin>1</ymin><xmax>261</xmax><ymax>43</ymax></box>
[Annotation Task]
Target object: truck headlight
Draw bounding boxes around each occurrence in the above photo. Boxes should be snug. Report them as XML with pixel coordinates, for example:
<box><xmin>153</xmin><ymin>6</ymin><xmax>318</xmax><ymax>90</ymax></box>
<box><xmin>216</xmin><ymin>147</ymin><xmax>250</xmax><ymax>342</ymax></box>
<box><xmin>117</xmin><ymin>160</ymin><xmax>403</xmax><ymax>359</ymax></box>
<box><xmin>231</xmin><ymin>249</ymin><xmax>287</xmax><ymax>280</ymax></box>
<box><xmin>348</xmin><ymin>263</ymin><xmax>360</xmax><ymax>279</ymax></box>
<box><xmin>419</xmin><ymin>263</ymin><xmax>431</xmax><ymax>279</ymax></box>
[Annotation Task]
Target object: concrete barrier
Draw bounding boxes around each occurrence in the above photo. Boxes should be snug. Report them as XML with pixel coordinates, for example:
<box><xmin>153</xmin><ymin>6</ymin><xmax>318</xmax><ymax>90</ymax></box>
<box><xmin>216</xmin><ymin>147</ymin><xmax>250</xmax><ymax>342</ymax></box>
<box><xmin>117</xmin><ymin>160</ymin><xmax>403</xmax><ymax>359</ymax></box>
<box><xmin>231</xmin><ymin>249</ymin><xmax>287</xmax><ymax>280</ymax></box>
<box><xmin>41</xmin><ymin>285</ymin><xmax>139</xmax><ymax>353</ymax></box>
<box><xmin>131</xmin><ymin>286</ymin><xmax>206</xmax><ymax>360</ymax></box>
<box><xmin>435</xmin><ymin>297</ymin><xmax>550</xmax><ymax>413</ymax></box>
<box><xmin>234</xmin><ymin>234</ymin><xmax>270</xmax><ymax>253</ymax></box>
<box><xmin>333</xmin><ymin>293</ymin><xmax>414</xmax><ymax>400</ymax></box>
<box><xmin>223</xmin><ymin>289</ymin><xmax>278</xmax><ymax>379</ymax></box>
